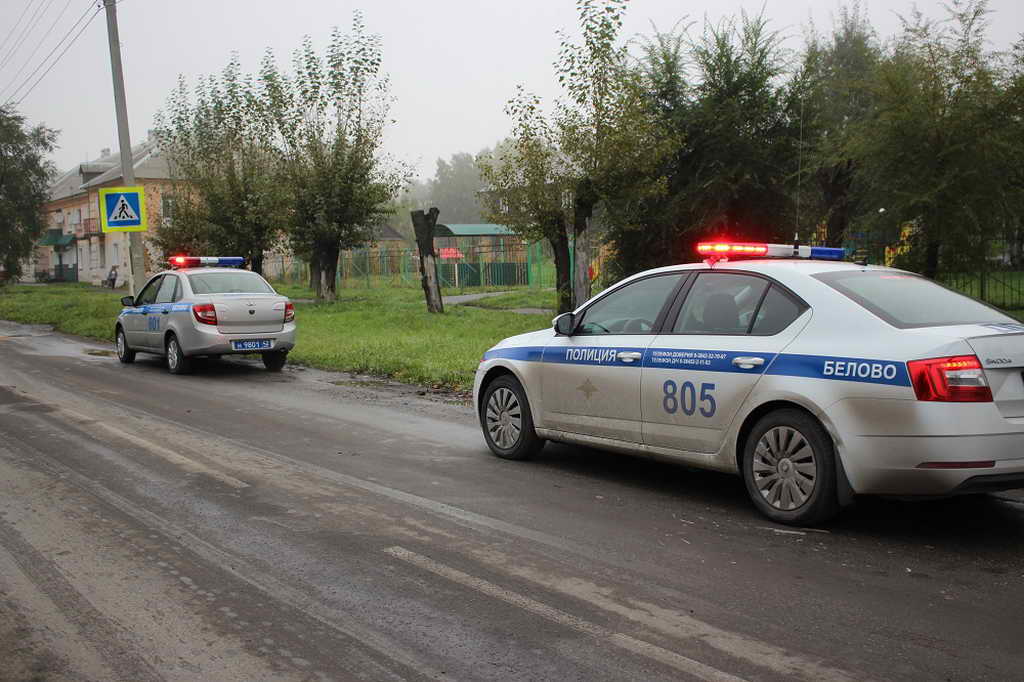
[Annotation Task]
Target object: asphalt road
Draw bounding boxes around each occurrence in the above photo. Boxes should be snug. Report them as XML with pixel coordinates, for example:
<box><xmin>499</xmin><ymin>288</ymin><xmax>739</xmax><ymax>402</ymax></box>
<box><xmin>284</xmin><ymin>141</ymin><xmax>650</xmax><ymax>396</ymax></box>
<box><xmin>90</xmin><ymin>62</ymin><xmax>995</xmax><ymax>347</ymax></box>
<box><xmin>1</xmin><ymin>318</ymin><xmax>1022</xmax><ymax>682</ymax></box>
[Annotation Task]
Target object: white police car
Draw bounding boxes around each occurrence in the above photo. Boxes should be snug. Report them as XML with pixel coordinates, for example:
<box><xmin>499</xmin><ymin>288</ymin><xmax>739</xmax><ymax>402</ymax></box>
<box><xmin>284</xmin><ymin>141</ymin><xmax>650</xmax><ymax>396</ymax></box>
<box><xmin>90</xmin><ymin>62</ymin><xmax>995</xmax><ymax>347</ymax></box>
<box><xmin>473</xmin><ymin>241</ymin><xmax>1024</xmax><ymax>525</ymax></box>
<box><xmin>115</xmin><ymin>256</ymin><xmax>296</xmax><ymax>374</ymax></box>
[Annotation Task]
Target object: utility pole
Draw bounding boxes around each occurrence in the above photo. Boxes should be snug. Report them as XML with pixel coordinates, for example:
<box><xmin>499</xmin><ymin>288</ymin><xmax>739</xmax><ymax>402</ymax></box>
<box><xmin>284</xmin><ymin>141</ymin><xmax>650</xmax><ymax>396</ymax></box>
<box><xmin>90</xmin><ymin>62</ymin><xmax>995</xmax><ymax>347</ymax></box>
<box><xmin>103</xmin><ymin>0</ymin><xmax>146</xmax><ymax>295</ymax></box>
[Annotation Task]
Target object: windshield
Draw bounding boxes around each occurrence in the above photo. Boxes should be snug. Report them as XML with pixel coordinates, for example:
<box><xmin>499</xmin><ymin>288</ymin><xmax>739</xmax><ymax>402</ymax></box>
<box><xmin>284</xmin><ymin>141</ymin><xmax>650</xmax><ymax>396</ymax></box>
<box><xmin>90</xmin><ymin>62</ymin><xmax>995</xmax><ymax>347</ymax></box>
<box><xmin>813</xmin><ymin>270</ymin><xmax>1015</xmax><ymax>329</ymax></box>
<box><xmin>187</xmin><ymin>271</ymin><xmax>275</xmax><ymax>295</ymax></box>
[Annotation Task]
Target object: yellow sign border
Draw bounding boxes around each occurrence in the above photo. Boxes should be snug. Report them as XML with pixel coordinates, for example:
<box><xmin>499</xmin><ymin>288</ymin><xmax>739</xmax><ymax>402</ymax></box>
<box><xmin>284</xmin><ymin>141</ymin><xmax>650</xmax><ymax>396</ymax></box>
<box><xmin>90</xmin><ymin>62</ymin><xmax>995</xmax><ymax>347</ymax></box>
<box><xmin>98</xmin><ymin>186</ymin><xmax>148</xmax><ymax>233</ymax></box>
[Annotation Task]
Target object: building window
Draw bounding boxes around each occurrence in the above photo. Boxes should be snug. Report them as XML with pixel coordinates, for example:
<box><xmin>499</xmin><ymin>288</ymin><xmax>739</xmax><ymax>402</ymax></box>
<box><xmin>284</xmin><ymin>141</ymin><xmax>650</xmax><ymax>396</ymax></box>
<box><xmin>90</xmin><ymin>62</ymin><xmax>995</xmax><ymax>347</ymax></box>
<box><xmin>161</xmin><ymin>195</ymin><xmax>176</xmax><ymax>224</ymax></box>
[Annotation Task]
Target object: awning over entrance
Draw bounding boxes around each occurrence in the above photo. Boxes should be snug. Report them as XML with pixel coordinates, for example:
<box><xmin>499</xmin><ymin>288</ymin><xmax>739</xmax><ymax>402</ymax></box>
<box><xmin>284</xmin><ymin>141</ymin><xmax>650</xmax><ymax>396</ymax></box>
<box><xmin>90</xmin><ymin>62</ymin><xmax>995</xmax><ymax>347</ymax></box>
<box><xmin>37</xmin><ymin>233</ymin><xmax>76</xmax><ymax>247</ymax></box>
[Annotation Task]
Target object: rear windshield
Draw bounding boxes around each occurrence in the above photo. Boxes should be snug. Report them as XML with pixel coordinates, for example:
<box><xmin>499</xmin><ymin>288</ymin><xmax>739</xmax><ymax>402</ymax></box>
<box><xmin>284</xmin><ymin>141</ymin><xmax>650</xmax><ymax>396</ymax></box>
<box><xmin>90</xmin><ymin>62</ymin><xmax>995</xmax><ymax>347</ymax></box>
<box><xmin>813</xmin><ymin>271</ymin><xmax>1015</xmax><ymax>329</ymax></box>
<box><xmin>188</xmin><ymin>271</ymin><xmax>275</xmax><ymax>295</ymax></box>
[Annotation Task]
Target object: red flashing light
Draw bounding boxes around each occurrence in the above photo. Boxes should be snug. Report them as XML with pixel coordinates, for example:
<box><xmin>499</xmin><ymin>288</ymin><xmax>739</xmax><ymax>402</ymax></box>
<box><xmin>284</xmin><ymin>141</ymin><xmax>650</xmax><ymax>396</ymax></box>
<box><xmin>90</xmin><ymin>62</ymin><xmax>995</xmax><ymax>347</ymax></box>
<box><xmin>696</xmin><ymin>242</ymin><xmax>769</xmax><ymax>257</ymax></box>
<box><xmin>907</xmin><ymin>355</ymin><xmax>992</xmax><ymax>402</ymax></box>
<box><xmin>192</xmin><ymin>303</ymin><xmax>218</xmax><ymax>326</ymax></box>
<box><xmin>284</xmin><ymin>301</ymin><xmax>295</xmax><ymax>323</ymax></box>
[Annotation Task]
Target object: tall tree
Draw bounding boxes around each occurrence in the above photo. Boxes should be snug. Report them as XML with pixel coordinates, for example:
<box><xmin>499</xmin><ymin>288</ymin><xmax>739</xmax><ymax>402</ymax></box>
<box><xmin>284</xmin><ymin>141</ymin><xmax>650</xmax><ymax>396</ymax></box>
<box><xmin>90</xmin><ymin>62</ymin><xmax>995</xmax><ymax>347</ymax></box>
<box><xmin>154</xmin><ymin>58</ymin><xmax>287</xmax><ymax>275</ymax></box>
<box><xmin>479</xmin><ymin>89</ymin><xmax>575</xmax><ymax>313</ymax></box>
<box><xmin>257</xmin><ymin>13</ymin><xmax>410</xmax><ymax>300</ymax></box>
<box><xmin>849</xmin><ymin>0</ymin><xmax>1023</xmax><ymax>278</ymax></box>
<box><xmin>0</xmin><ymin>105</ymin><xmax>56</xmax><ymax>282</ymax></box>
<box><xmin>799</xmin><ymin>3</ymin><xmax>881</xmax><ymax>247</ymax></box>
<box><xmin>609</xmin><ymin>12</ymin><xmax>798</xmax><ymax>277</ymax></box>
<box><xmin>554</xmin><ymin>0</ymin><xmax>677</xmax><ymax>305</ymax></box>
<box><xmin>427</xmin><ymin>152</ymin><xmax>484</xmax><ymax>224</ymax></box>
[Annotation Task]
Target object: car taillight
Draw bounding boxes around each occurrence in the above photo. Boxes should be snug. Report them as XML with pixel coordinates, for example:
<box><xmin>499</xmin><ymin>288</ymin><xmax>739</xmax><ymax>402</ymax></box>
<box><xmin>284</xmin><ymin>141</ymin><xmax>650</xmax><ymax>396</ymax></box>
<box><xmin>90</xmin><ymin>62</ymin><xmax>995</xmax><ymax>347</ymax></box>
<box><xmin>907</xmin><ymin>355</ymin><xmax>992</xmax><ymax>402</ymax></box>
<box><xmin>193</xmin><ymin>303</ymin><xmax>218</xmax><ymax>325</ymax></box>
<box><xmin>284</xmin><ymin>301</ymin><xmax>295</xmax><ymax>323</ymax></box>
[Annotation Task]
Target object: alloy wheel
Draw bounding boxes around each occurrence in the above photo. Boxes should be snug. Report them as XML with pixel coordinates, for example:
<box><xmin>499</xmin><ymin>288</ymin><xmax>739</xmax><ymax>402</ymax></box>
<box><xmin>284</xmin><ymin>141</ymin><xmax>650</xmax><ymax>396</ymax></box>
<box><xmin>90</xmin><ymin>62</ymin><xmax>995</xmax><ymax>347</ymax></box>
<box><xmin>485</xmin><ymin>387</ymin><xmax>522</xmax><ymax>450</ymax></box>
<box><xmin>168</xmin><ymin>339</ymin><xmax>179</xmax><ymax>370</ymax></box>
<box><xmin>752</xmin><ymin>426</ymin><xmax>817</xmax><ymax>511</ymax></box>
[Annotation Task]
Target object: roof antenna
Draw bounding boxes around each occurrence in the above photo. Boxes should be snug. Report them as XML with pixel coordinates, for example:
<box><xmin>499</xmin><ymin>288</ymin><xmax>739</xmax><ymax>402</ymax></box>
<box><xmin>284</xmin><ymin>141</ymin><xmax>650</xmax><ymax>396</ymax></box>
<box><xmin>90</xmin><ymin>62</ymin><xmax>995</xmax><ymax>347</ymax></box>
<box><xmin>795</xmin><ymin>91</ymin><xmax>804</xmax><ymax>258</ymax></box>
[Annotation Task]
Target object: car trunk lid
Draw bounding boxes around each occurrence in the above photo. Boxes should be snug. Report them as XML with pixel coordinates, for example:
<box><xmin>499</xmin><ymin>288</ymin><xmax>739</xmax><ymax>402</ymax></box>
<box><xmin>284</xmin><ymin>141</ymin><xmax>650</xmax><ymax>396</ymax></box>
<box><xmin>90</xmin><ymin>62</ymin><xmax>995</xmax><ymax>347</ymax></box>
<box><xmin>965</xmin><ymin>328</ymin><xmax>1024</xmax><ymax>418</ymax></box>
<box><xmin>207</xmin><ymin>294</ymin><xmax>286</xmax><ymax>334</ymax></box>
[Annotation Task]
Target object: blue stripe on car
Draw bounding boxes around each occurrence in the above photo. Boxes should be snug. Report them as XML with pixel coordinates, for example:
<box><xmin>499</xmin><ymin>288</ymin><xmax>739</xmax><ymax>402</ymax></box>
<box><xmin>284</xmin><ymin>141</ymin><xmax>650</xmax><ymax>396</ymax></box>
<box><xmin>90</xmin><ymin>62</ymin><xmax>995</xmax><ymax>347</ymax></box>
<box><xmin>120</xmin><ymin>303</ymin><xmax>193</xmax><ymax>315</ymax></box>
<box><xmin>482</xmin><ymin>345</ymin><xmax>911</xmax><ymax>387</ymax></box>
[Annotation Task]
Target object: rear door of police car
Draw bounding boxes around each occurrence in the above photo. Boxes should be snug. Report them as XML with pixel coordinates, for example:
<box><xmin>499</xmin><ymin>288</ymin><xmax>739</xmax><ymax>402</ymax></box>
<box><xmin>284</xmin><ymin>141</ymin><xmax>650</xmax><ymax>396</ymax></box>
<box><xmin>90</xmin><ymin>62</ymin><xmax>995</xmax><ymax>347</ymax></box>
<box><xmin>640</xmin><ymin>271</ymin><xmax>810</xmax><ymax>453</ymax></box>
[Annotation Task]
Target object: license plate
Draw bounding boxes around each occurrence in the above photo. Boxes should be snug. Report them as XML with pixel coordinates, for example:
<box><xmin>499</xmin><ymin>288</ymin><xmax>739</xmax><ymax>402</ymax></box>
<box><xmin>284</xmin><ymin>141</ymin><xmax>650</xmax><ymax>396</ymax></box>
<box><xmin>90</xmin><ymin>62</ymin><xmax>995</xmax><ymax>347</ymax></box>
<box><xmin>232</xmin><ymin>339</ymin><xmax>272</xmax><ymax>351</ymax></box>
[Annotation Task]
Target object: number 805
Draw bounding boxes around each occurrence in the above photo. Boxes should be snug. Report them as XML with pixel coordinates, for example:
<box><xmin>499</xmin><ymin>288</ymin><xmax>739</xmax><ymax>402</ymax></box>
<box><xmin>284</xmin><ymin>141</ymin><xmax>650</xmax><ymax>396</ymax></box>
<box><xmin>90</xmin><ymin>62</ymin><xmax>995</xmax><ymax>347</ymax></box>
<box><xmin>663</xmin><ymin>380</ymin><xmax>716</xmax><ymax>417</ymax></box>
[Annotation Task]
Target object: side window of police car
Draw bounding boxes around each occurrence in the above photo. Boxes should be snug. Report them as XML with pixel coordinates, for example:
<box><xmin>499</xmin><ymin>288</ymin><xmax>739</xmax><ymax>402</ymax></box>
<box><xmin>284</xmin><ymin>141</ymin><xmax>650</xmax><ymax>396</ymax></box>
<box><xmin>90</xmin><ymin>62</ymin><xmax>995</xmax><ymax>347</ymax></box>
<box><xmin>674</xmin><ymin>273</ymin><xmax>806</xmax><ymax>335</ymax></box>
<box><xmin>673</xmin><ymin>273</ymin><xmax>769</xmax><ymax>335</ymax></box>
<box><xmin>576</xmin><ymin>274</ymin><xmax>683</xmax><ymax>335</ymax></box>
<box><xmin>154</xmin><ymin>275</ymin><xmax>178</xmax><ymax>304</ymax></box>
<box><xmin>135</xmin><ymin>276</ymin><xmax>162</xmax><ymax>306</ymax></box>
<box><xmin>749</xmin><ymin>285</ymin><xmax>806</xmax><ymax>335</ymax></box>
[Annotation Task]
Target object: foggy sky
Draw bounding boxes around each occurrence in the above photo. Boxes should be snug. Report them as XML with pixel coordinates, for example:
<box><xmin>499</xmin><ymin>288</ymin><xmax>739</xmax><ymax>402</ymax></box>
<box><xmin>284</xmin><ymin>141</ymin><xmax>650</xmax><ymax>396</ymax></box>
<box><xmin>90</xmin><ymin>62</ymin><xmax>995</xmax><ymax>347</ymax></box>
<box><xmin>2</xmin><ymin>0</ymin><xmax>1021</xmax><ymax>180</ymax></box>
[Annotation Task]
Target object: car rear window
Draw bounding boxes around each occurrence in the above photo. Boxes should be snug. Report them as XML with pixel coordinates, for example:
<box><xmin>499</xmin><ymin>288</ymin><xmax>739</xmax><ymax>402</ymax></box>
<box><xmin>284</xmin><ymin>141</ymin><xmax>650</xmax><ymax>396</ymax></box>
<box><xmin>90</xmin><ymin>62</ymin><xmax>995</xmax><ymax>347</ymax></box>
<box><xmin>813</xmin><ymin>271</ymin><xmax>1015</xmax><ymax>329</ymax></box>
<box><xmin>188</xmin><ymin>272</ymin><xmax>275</xmax><ymax>295</ymax></box>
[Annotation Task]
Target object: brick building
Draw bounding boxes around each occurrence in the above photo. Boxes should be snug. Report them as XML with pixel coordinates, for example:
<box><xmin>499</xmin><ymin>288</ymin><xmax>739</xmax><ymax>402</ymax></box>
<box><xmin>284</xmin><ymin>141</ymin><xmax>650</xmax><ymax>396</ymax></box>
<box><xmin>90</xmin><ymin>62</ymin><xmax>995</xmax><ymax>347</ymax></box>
<box><xmin>29</xmin><ymin>139</ymin><xmax>173</xmax><ymax>286</ymax></box>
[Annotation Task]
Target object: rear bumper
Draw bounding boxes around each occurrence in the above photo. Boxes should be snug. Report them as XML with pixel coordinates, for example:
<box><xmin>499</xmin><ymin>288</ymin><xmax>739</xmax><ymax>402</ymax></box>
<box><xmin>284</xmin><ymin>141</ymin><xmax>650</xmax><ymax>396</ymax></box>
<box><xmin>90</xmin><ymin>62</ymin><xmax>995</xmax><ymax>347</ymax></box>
<box><xmin>828</xmin><ymin>398</ymin><xmax>1024</xmax><ymax>496</ymax></box>
<box><xmin>181</xmin><ymin>323</ymin><xmax>296</xmax><ymax>356</ymax></box>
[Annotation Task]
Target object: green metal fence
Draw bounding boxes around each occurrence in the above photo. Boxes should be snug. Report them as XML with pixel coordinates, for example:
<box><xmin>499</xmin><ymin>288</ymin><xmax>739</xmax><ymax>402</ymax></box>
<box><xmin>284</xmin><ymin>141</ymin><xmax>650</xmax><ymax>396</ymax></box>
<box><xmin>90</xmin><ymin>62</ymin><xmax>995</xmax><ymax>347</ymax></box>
<box><xmin>263</xmin><ymin>241</ymin><xmax>559</xmax><ymax>291</ymax></box>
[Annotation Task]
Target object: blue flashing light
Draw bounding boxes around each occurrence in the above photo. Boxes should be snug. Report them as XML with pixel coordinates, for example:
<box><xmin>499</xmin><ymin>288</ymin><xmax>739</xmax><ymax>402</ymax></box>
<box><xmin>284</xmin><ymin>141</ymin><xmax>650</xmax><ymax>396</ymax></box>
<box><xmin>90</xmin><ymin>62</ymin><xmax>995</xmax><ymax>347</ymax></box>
<box><xmin>216</xmin><ymin>257</ymin><xmax>246</xmax><ymax>267</ymax></box>
<box><xmin>809</xmin><ymin>246</ymin><xmax>845</xmax><ymax>261</ymax></box>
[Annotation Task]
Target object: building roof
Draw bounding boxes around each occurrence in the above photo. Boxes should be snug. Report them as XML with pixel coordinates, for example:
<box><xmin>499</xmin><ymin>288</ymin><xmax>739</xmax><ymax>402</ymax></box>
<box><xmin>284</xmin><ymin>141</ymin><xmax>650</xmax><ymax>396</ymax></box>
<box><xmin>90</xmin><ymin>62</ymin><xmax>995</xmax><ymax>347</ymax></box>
<box><xmin>47</xmin><ymin>139</ymin><xmax>170</xmax><ymax>202</ymax></box>
<box><xmin>81</xmin><ymin>140</ymin><xmax>170</xmax><ymax>188</ymax></box>
<box><xmin>435</xmin><ymin>223</ymin><xmax>515</xmax><ymax>237</ymax></box>
<box><xmin>373</xmin><ymin>224</ymin><xmax>406</xmax><ymax>241</ymax></box>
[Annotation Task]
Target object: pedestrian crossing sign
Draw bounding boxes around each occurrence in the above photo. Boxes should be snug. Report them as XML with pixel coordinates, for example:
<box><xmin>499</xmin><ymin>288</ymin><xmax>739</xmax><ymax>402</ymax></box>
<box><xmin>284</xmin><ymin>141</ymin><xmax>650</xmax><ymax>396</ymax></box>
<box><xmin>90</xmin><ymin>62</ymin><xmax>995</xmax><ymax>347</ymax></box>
<box><xmin>99</xmin><ymin>186</ymin><xmax>147</xmax><ymax>232</ymax></box>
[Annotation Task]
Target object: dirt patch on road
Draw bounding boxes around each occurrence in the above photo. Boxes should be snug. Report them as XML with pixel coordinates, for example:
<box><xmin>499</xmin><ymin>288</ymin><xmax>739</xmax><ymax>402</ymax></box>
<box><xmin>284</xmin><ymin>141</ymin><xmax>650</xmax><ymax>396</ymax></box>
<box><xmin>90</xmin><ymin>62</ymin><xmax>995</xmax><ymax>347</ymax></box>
<box><xmin>0</xmin><ymin>592</ymin><xmax>73</xmax><ymax>682</ymax></box>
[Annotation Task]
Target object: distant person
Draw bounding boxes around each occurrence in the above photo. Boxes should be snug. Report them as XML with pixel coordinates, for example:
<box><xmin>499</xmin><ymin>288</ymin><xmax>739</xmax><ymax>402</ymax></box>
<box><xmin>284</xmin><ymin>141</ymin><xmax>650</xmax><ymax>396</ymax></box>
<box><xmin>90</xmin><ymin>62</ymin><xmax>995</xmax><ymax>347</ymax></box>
<box><xmin>106</xmin><ymin>264</ymin><xmax>118</xmax><ymax>288</ymax></box>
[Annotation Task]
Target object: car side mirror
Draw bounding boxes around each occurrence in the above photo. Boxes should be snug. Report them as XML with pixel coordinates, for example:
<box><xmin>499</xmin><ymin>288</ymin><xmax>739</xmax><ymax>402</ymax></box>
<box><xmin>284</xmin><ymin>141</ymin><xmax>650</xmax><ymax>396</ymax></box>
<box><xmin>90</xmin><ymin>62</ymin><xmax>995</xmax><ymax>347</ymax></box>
<box><xmin>553</xmin><ymin>312</ymin><xmax>576</xmax><ymax>336</ymax></box>
<box><xmin>121</xmin><ymin>296</ymin><xmax>135</xmax><ymax>307</ymax></box>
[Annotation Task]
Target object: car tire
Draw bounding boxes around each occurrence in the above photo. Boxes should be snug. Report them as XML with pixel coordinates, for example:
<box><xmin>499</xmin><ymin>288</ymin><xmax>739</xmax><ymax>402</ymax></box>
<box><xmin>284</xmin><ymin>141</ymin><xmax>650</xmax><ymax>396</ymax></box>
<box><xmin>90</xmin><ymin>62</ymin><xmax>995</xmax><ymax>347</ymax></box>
<box><xmin>115</xmin><ymin>327</ymin><xmax>135</xmax><ymax>364</ymax></box>
<box><xmin>741</xmin><ymin>408</ymin><xmax>840</xmax><ymax>526</ymax></box>
<box><xmin>262</xmin><ymin>351</ymin><xmax>287</xmax><ymax>372</ymax></box>
<box><xmin>165</xmin><ymin>333</ymin><xmax>192</xmax><ymax>375</ymax></box>
<box><xmin>480</xmin><ymin>375</ymin><xmax>545</xmax><ymax>461</ymax></box>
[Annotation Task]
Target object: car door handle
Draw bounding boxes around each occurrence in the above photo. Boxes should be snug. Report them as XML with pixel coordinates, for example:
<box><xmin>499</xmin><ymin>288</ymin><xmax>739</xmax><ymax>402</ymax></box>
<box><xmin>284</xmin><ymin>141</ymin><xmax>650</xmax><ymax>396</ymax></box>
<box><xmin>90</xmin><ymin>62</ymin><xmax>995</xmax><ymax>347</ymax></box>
<box><xmin>616</xmin><ymin>351</ymin><xmax>643</xmax><ymax>363</ymax></box>
<box><xmin>732</xmin><ymin>356</ymin><xmax>765</xmax><ymax>369</ymax></box>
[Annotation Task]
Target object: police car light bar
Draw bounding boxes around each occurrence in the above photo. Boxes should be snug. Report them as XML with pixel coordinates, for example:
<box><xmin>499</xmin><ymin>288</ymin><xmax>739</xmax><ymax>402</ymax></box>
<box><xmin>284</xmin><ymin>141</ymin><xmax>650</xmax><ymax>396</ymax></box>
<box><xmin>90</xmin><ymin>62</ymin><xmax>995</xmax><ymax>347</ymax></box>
<box><xmin>168</xmin><ymin>256</ymin><xmax>246</xmax><ymax>269</ymax></box>
<box><xmin>696</xmin><ymin>242</ymin><xmax>845</xmax><ymax>261</ymax></box>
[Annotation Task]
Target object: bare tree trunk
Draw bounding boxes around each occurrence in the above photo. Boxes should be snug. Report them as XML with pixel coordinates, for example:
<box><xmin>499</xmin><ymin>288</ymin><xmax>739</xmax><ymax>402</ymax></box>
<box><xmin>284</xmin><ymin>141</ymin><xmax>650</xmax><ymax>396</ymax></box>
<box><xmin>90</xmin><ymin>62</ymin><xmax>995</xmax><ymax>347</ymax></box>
<box><xmin>573</xmin><ymin>217</ymin><xmax>591</xmax><ymax>308</ymax></box>
<box><xmin>320</xmin><ymin>244</ymin><xmax>339</xmax><ymax>302</ymax></box>
<box><xmin>309</xmin><ymin>254</ymin><xmax>321</xmax><ymax>297</ymax></box>
<box><xmin>572</xmin><ymin>179</ymin><xmax>597</xmax><ymax>308</ymax></box>
<box><xmin>818</xmin><ymin>160</ymin><xmax>855</xmax><ymax>248</ymax></box>
<box><xmin>411</xmin><ymin>208</ymin><xmax>444</xmax><ymax>313</ymax></box>
<box><xmin>249</xmin><ymin>250</ymin><xmax>264</xmax><ymax>276</ymax></box>
<box><xmin>549</xmin><ymin>227</ymin><xmax>573</xmax><ymax>314</ymax></box>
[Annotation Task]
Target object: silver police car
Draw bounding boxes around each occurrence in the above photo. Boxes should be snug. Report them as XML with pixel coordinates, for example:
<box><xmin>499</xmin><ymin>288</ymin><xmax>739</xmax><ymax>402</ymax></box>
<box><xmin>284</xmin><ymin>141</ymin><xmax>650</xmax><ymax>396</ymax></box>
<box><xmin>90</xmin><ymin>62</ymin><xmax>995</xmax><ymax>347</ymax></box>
<box><xmin>115</xmin><ymin>257</ymin><xmax>296</xmax><ymax>374</ymax></box>
<box><xmin>473</xmin><ymin>241</ymin><xmax>1024</xmax><ymax>525</ymax></box>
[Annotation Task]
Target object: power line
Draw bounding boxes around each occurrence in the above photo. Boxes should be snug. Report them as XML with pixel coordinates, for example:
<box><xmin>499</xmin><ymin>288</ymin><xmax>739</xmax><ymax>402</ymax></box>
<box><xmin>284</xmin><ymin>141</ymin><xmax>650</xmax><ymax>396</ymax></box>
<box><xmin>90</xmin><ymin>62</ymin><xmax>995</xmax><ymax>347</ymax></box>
<box><xmin>0</xmin><ymin>0</ymin><xmax>58</xmax><ymax>71</ymax></box>
<box><xmin>0</xmin><ymin>0</ymin><xmax>34</xmax><ymax>56</ymax></box>
<box><xmin>0</xmin><ymin>0</ymin><xmax>77</xmax><ymax>101</ymax></box>
<box><xmin>12</xmin><ymin>4</ymin><xmax>102</xmax><ymax>107</ymax></box>
<box><xmin>4</xmin><ymin>1</ymin><xmax>98</xmax><ymax>106</ymax></box>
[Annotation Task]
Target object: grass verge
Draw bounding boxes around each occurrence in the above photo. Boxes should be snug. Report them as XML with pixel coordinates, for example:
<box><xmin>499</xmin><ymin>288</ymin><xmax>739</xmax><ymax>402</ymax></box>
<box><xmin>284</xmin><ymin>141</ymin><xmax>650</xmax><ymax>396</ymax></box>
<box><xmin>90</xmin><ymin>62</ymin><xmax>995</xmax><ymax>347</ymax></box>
<box><xmin>0</xmin><ymin>283</ymin><xmax>548</xmax><ymax>390</ymax></box>
<box><xmin>464</xmin><ymin>288</ymin><xmax>558</xmax><ymax>312</ymax></box>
